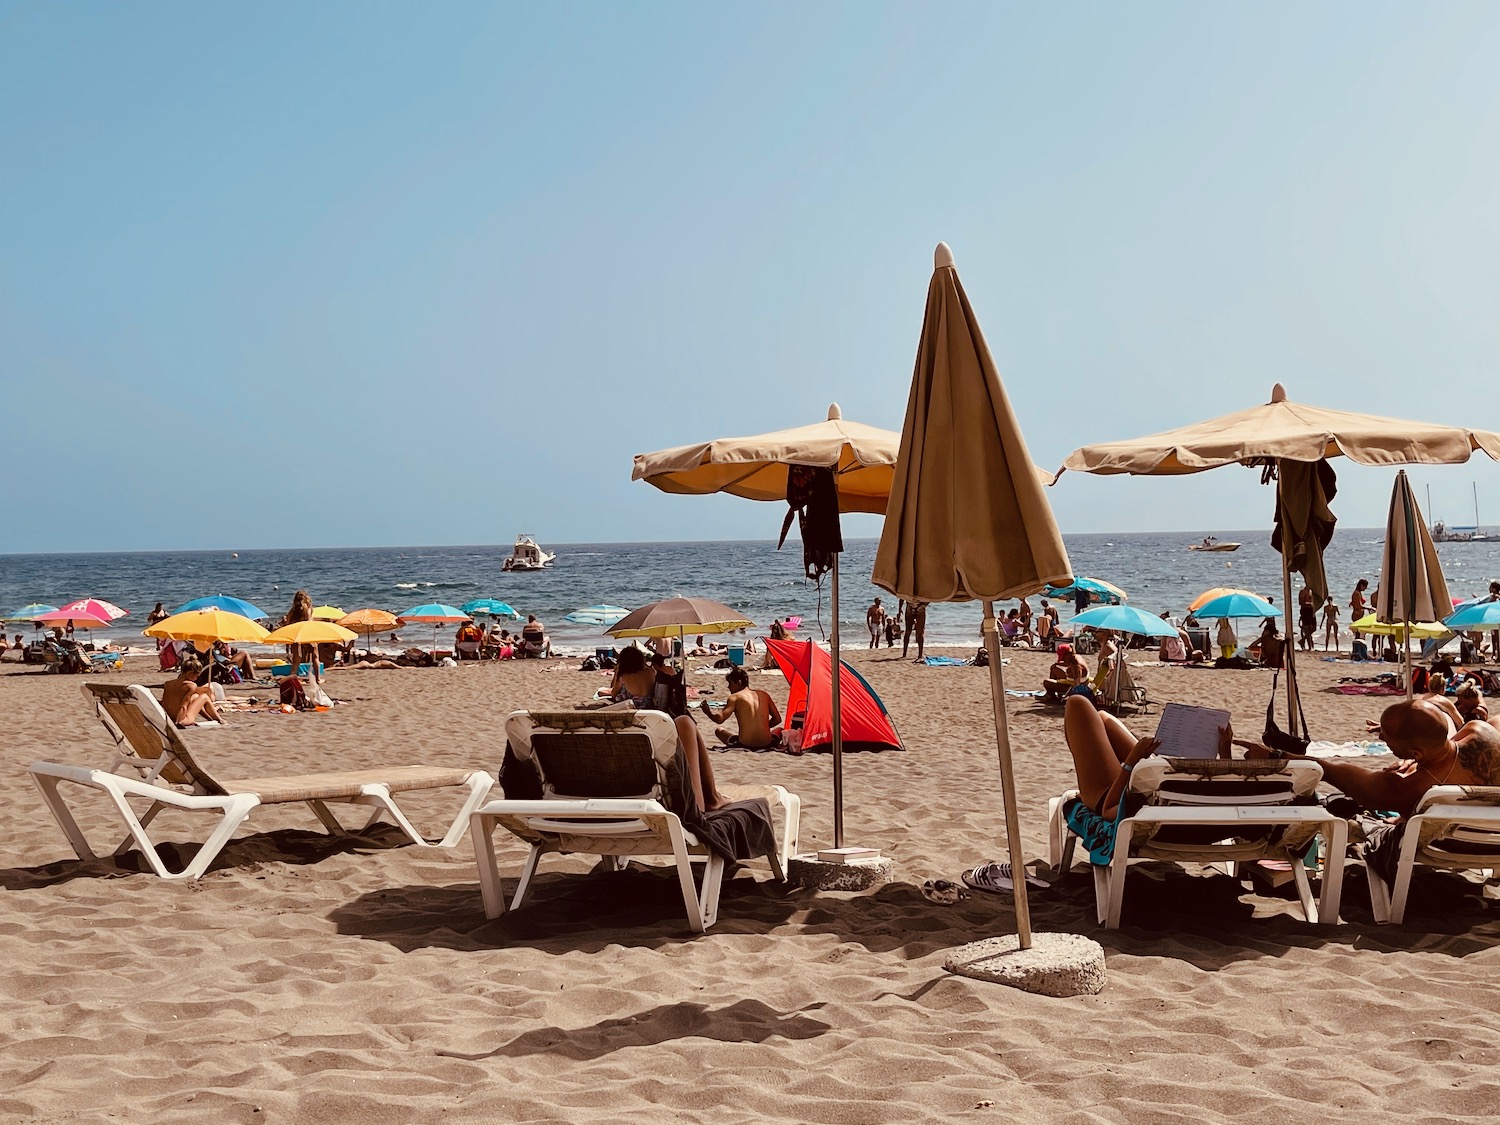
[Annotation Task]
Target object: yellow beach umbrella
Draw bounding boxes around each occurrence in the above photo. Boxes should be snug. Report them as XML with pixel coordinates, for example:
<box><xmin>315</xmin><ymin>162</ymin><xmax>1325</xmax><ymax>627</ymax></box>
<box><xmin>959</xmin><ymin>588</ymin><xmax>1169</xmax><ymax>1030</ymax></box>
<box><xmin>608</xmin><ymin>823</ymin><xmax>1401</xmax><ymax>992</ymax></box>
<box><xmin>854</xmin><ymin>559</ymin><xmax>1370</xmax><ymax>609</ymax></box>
<box><xmin>1349</xmin><ymin>614</ymin><xmax>1449</xmax><ymax>641</ymax></box>
<box><xmin>145</xmin><ymin>609</ymin><xmax>270</xmax><ymax>651</ymax></box>
<box><xmin>311</xmin><ymin>605</ymin><xmax>346</xmax><ymax>621</ymax></box>
<box><xmin>263</xmin><ymin>620</ymin><xmax>358</xmax><ymax>686</ymax></box>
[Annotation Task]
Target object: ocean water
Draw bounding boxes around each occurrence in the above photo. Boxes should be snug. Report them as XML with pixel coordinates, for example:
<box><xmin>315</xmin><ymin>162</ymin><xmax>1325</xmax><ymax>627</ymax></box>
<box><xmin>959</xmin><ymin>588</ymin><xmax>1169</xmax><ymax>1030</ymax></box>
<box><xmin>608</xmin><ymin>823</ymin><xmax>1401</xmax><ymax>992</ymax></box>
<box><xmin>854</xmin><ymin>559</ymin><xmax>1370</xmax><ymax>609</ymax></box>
<box><xmin>2</xmin><ymin>531</ymin><xmax>1497</xmax><ymax>654</ymax></box>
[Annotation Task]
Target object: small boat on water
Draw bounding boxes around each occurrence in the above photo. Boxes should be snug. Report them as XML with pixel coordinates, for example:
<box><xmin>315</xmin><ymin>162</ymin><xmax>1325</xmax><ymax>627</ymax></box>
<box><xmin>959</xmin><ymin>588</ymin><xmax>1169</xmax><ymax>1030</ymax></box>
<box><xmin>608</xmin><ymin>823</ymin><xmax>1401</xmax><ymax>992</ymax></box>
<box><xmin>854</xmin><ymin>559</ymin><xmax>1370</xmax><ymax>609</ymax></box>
<box><xmin>1188</xmin><ymin>537</ymin><xmax>1240</xmax><ymax>552</ymax></box>
<box><xmin>502</xmin><ymin>535</ymin><xmax>555</xmax><ymax>572</ymax></box>
<box><xmin>1430</xmin><ymin>483</ymin><xmax>1489</xmax><ymax>543</ymax></box>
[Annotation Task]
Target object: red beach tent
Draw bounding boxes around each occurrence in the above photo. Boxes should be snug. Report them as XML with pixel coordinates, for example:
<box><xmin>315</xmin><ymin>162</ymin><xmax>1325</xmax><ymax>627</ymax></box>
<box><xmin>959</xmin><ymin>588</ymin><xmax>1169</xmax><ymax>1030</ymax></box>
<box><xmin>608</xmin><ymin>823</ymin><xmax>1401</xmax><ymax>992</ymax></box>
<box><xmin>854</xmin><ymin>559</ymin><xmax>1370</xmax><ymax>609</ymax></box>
<box><xmin>765</xmin><ymin>639</ymin><xmax>903</xmax><ymax>753</ymax></box>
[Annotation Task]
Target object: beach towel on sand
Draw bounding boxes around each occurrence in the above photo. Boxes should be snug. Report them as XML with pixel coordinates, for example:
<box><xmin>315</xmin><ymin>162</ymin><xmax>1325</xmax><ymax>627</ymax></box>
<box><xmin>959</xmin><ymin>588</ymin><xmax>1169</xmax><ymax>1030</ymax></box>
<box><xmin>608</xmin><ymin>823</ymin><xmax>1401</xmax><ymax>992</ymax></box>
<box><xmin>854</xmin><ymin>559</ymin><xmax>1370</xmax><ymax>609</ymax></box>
<box><xmin>921</xmin><ymin>655</ymin><xmax>969</xmax><ymax>666</ymax></box>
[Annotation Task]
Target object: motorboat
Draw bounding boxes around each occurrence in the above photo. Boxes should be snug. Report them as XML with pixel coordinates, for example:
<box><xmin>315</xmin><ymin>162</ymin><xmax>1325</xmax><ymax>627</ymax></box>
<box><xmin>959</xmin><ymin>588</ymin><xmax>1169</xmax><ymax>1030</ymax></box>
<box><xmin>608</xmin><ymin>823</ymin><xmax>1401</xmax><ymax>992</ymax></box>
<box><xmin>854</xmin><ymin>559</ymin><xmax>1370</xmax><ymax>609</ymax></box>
<box><xmin>502</xmin><ymin>535</ymin><xmax>555</xmax><ymax>571</ymax></box>
<box><xmin>1187</xmin><ymin>537</ymin><xmax>1240</xmax><ymax>552</ymax></box>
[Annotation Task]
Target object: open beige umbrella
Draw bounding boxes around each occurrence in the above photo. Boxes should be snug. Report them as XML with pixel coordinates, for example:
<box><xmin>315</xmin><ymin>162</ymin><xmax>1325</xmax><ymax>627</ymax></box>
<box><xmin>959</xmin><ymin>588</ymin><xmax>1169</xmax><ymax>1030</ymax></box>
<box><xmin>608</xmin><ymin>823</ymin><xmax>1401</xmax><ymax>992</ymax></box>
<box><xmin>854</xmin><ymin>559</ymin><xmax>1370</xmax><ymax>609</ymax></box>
<box><xmin>874</xmin><ymin>243</ymin><xmax>1073</xmax><ymax>950</ymax></box>
<box><xmin>634</xmin><ymin>406</ymin><xmax>901</xmax><ymax>849</ymax></box>
<box><xmin>1058</xmin><ymin>385</ymin><xmax>1500</xmax><ymax>734</ymax></box>
<box><xmin>632</xmin><ymin>404</ymin><xmax>899</xmax><ymax>514</ymax></box>
<box><xmin>1376</xmin><ymin>470</ymin><xmax>1451</xmax><ymax>698</ymax></box>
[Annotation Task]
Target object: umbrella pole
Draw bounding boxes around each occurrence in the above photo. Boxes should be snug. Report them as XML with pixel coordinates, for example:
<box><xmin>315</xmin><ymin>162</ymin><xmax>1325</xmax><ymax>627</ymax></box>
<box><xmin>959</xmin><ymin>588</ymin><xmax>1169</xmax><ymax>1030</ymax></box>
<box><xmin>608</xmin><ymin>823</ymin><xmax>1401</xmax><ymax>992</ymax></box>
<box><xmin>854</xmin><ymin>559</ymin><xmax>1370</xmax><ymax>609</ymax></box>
<box><xmin>1278</xmin><ymin>473</ymin><xmax>1302</xmax><ymax>738</ymax></box>
<box><xmin>981</xmin><ymin>599</ymin><xmax>1031</xmax><ymax>949</ymax></box>
<box><xmin>831</xmin><ymin>554</ymin><xmax>845</xmax><ymax>850</ymax></box>
<box><xmin>1405</xmin><ymin>624</ymin><xmax>1413</xmax><ymax>700</ymax></box>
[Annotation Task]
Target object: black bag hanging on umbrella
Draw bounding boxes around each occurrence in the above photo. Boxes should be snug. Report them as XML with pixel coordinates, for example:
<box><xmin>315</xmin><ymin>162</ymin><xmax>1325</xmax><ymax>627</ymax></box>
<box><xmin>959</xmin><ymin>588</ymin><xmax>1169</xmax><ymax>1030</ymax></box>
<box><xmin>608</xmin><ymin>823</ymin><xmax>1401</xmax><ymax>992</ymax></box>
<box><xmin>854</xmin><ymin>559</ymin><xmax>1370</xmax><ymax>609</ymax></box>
<box><xmin>1263</xmin><ymin>671</ymin><xmax>1312</xmax><ymax>754</ymax></box>
<box><xmin>778</xmin><ymin>465</ymin><xmax>842</xmax><ymax>581</ymax></box>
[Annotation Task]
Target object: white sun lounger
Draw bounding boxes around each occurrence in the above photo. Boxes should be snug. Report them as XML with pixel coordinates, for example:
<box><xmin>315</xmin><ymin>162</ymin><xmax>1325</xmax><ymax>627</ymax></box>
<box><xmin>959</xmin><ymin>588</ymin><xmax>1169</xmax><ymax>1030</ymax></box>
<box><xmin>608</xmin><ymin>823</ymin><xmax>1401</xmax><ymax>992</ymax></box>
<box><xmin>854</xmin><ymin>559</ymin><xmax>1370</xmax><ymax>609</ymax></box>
<box><xmin>1048</xmin><ymin>756</ymin><xmax>1347</xmax><ymax>928</ymax></box>
<box><xmin>470</xmin><ymin>709</ymin><xmax>799</xmax><ymax>932</ymax></box>
<box><xmin>1363</xmin><ymin>784</ymin><xmax>1500</xmax><ymax>924</ymax></box>
<box><xmin>27</xmin><ymin>683</ymin><xmax>493</xmax><ymax>880</ymax></box>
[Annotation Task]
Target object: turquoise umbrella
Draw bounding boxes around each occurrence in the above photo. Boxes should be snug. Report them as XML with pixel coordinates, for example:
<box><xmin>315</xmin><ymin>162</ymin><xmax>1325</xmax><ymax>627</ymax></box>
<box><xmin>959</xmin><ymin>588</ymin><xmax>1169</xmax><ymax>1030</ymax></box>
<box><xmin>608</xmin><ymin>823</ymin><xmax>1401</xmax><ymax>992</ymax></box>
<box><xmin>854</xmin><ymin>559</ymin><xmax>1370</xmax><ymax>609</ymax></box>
<box><xmin>1443</xmin><ymin>600</ymin><xmax>1500</xmax><ymax>630</ymax></box>
<box><xmin>5</xmin><ymin>603</ymin><xmax>57</xmax><ymax>623</ymax></box>
<box><xmin>563</xmin><ymin>604</ymin><xmax>629</xmax><ymax>626</ymax></box>
<box><xmin>400</xmin><ymin>603</ymin><xmax>471</xmax><ymax>656</ymax></box>
<box><xmin>461</xmin><ymin>599</ymin><xmax>522</xmax><ymax>619</ymax></box>
<box><xmin>178</xmin><ymin>595</ymin><xmax>269</xmax><ymax>619</ymax></box>
<box><xmin>1193</xmin><ymin>593</ymin><xmax>1280</xmax><ymax>620</ymax></box>
<box><xmin>1044</xmin><ymin>577</ymin><xmax>1128</xmax><ymax>606</ymax></box>
<box><xmin>1071</xmin><ymin>605</ymin><xmax>1178</xmax><ymax>638</ymax></box>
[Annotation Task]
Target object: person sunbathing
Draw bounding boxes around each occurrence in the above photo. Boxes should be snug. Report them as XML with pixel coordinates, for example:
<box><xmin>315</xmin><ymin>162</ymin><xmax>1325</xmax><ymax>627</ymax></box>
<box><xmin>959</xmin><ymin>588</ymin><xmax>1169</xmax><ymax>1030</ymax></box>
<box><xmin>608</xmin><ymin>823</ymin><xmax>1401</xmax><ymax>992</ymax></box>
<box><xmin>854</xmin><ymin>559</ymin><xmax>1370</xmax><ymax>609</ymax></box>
<box><xmin>607</xmin><ymin>646</ymin><xmax>656</xmax><ymax>706</ymax></box>
<box><xmin>1042</xmin><ymin>644</ymin><xmax>1088</xmax><ymax>703</ymax></box>
<box><xmin>161</xmin><ymin>663</ymin><xmax>224</xmax><ymax>727</ymax></box>
<box><xmin>700</xmin><ymin>666</ymin><xmax>783</xmax><ymax>749</ymax></box>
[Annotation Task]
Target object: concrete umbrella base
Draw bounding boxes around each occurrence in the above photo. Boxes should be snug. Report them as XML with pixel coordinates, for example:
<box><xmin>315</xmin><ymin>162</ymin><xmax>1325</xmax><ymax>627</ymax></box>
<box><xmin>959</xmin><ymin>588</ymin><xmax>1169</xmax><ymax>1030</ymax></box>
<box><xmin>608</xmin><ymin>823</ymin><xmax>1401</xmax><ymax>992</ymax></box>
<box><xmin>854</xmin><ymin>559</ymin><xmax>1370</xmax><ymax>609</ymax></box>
<box><xmin>787</xmin><ymin>853</ymin><xmax>895</xmax><ymax>892</ymax></box>
<box><xmin>945</xmin><ymin>932</ymin><xmax>1106</xmax><ymax>997</ymax></box>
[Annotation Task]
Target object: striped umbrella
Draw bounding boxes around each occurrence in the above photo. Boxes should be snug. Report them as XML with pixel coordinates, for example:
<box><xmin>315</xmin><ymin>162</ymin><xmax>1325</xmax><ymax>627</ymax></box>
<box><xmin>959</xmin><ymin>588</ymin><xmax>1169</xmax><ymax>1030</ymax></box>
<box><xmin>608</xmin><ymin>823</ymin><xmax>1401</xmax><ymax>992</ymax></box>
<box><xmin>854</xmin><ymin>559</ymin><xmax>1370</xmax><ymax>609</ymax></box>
<box><xmin>1376</xmin><ymin>470</ymin><xmax>1450</xmax><ymax>698</ymax></box>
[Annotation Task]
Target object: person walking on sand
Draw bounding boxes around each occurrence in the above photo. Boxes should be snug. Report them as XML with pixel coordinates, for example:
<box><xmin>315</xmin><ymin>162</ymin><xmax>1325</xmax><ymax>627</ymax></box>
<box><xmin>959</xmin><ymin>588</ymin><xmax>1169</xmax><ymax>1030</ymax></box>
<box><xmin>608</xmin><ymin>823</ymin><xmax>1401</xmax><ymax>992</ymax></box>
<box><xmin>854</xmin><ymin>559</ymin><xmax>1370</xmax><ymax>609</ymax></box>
<box><xmin>866</xmin><ymin>597</ymin><xmax>886</xmax><ymax>650</ymax></box>
<box><xmin>904</xmin><ymin>601</ymin><xmax>927</xmax><ymax>661</ymax></box>
<box><xmin>1322</xmin><ymin>595</ymin><xmax>1340</xmax><ymax>652</ymax></box>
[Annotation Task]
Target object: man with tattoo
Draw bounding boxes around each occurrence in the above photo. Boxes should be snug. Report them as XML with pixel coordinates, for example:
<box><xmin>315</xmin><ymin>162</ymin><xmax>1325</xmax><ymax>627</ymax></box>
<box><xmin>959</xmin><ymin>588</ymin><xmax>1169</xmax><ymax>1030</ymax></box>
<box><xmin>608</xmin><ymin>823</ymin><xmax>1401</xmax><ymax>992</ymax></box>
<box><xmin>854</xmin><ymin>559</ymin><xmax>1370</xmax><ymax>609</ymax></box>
<box><xmin>1240</xmin><ymin>698</ymin><xmax>1500</xmax><ymax>882</ymax></box>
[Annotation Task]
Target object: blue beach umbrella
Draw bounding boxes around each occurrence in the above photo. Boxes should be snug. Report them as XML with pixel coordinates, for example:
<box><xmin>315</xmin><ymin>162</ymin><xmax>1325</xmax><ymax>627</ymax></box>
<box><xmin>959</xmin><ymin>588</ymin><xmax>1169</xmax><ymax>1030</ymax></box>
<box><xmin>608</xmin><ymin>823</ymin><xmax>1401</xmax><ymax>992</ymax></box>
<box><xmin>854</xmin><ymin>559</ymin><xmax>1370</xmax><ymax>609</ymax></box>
<box><xmin>563</xmin><ymin>605</ymin><xmax>630</xmax><ymax>627</ymax></box>
<box><xmin>178</xmin><ymin>595</ymin><xmax>269</xmax><ymax>620</ymax></box>
<box><xmin>461</xmin><ymin>599</ymin><xmax>522</xmax><ymax>619</ymax></box>
<box><xmin>1443</xmin><ymin>600</ymin><xmax>1500</xmax><ymax>631</ymax></box>
<box><xmin>1193</xmin><ymin>593</ymin><xmax>1280</xmax><ymax>620</ymax></box>
<box><xmin>1071</xmin><ymin>605</ymin><xmax>1179</xmax><ymax>639</ymax></box>
<box><xmin>1043</xmin><ymin>576</ymin><xmax>1128</xmax><ymax>606</ymax></box>
<box><xmin>5</xmin><ymin>602</ymin><xmax>57</xmax><ymax>623</ymax></box>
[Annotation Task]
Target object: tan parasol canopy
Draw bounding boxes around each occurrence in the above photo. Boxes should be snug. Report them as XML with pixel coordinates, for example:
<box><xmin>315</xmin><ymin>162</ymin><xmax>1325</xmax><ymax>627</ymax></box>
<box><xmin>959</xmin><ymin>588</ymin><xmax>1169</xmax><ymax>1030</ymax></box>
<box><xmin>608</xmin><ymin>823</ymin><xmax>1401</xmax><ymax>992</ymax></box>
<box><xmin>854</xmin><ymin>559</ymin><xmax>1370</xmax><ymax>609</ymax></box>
<box><xmin>1057</xmin><ymin>384</ymin><xmax>1500</xmax><ymax>736</ymax></box>
<box><xmin>631</xmin><ymin>404</ymin><xmax>899</xmax><ymax>514</ymax></box>
<box><xmin>875</xmin><ymin>243</ymin><xmax>1073</xmax><ymax>950</ymax></box>
<box><xmin>1057</xmin><ymin>384</ymin><xmax>1500</xmax><ymax>477</ymax></box>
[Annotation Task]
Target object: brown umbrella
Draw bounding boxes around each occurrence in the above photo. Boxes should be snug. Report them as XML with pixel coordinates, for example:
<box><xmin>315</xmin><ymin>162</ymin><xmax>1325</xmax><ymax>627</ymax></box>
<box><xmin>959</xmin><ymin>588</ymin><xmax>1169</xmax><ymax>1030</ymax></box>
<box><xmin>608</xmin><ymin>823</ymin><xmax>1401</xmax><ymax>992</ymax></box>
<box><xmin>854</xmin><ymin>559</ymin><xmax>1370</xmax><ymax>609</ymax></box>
<box><xmin>1376</xmin><ymin>471</ymin><xmax>1451</xmax><ymax>698</ymax></box>
<box><xmin>634</xmin><ymin>406</ymin><xmax>901</xmax><ymax>848</ymax></box>
<box><xmin>874</xmin><ymin>243</ymin><xmax>1073</xmax><ymax>949</ymax></box>
<box><xmin>1057</xmin><ymin>384</ymin><xmax>1500</xmax><ymax>734</ymax></box>
<box><xmin>606</xmin><ymin>597</ymin><xmax>754</xmax><ymax>640</ymax></box>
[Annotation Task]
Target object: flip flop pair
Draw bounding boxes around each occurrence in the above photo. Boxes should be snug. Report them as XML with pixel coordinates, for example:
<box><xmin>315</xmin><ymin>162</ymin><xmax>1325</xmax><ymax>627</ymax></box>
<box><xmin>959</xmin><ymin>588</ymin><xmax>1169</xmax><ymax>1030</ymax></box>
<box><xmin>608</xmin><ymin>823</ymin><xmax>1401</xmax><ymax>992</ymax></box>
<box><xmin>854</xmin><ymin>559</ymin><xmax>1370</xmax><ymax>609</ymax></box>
<box><xmin>961</xmin><ymin>862</ymin><xmax>1050</xmax><ymax>894</ymax></box>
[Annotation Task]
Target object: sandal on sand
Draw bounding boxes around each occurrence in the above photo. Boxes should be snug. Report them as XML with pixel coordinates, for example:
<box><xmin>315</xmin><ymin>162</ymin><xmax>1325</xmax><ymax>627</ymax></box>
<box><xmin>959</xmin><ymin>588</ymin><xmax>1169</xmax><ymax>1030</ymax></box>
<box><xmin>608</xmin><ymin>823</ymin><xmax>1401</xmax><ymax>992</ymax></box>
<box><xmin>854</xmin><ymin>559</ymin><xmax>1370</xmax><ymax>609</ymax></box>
<box><xmin>962</xmin><ymin>862</ymin><xmax>1050</xmax><ymax>894</ymax></box>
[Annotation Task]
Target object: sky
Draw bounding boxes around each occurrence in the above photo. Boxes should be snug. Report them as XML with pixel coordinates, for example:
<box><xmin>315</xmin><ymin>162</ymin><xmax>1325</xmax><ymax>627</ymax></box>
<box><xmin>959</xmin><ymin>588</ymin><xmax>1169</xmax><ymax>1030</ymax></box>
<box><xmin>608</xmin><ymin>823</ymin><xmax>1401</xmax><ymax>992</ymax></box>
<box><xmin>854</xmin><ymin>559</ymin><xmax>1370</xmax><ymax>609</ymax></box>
<box><xmin>2</xmin><ymin>2</ymin><xmax>1498</xmax><ymax>554</ymax></box>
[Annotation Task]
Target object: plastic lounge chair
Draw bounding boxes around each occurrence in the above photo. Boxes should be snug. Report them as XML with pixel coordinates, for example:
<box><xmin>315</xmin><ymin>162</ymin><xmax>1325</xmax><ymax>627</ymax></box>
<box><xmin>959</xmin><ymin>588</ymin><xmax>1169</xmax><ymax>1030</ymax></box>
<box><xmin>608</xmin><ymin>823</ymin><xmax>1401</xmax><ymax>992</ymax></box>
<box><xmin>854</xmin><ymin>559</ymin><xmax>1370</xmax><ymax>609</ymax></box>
<box><xmin>27</xmin><ymin>683</ymin><xmax>494</xmax><ymax>880</ymax></box>
<box><xmin>470</xmin><ymin>709</ymin><xmax>800</xmax><ymax>932</ymax></box>
<box><xmin>1047</xmin><ymin>757</ymin><xmax>1347</xmax><ymax>928</ymax></box>
<box><xmin>1363</xmin><ymin>785</ymin><xmax>1500</xmax><ymax>924</ymax></box>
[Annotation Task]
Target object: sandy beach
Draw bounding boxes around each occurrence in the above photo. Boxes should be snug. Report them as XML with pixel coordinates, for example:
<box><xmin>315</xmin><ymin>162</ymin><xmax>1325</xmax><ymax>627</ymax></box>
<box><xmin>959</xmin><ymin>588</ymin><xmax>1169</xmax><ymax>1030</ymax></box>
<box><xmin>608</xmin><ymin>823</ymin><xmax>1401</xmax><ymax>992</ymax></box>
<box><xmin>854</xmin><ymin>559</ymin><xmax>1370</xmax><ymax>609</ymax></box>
<box><xmin>4</xmin><ymin>647</ymin><xmax>1499</xmax><ymax>1124</ymax></box>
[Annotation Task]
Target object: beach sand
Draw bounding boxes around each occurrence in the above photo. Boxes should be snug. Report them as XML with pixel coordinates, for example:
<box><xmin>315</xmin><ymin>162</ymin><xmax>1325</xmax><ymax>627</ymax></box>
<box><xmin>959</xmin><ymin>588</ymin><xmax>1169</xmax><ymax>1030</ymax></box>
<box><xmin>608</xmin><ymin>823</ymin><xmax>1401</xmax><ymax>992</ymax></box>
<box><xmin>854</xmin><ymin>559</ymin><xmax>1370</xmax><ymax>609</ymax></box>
<box><xmin>4</xmin><ymin>646</ymin><xmax>1499</xmax><ymax>1123</ymax></box>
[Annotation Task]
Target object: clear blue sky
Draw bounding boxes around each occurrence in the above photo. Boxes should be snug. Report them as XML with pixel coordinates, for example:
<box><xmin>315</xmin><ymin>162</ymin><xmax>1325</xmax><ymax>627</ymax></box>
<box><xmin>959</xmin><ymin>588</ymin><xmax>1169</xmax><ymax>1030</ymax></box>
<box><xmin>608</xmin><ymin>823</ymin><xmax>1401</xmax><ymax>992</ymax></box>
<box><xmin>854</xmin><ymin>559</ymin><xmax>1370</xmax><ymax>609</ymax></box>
<box><xmin>3</xmin><ymin>2</ymin><xmax>1497</xmax><ymax>553</ymax></box>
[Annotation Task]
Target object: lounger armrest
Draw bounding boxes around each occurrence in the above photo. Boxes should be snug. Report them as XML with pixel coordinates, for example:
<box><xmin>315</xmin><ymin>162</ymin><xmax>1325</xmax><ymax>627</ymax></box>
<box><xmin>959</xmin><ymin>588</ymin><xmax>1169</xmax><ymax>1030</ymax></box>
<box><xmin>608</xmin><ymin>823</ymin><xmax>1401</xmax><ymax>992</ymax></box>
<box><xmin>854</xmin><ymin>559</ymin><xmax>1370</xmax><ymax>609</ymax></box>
<box><xmin>1123</xmin><ymin>806</ymin><xmax>1337</xmax><ymax>826</ymax></box>
<box><xmin>474</xmin><ymin>798</ymin><xmax>670</xmax><ymax>818</ymax></box>
<box><xmin>28</xmin><ymin>761</ymin><xmax>240</xmax><ymax>811</ymax></box>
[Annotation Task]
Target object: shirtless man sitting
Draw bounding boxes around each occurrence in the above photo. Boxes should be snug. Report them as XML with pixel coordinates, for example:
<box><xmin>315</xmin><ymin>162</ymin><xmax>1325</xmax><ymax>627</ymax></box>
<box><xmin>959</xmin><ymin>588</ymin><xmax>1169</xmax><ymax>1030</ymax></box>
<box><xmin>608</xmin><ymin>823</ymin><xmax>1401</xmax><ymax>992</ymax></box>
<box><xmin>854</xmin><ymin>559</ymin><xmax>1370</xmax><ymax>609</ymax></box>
<box><xmin>700</xmin><ymin>667</ymin><xmax>784</xmax><ymax>750</ymax></box>
<box><xmin>161</xmin><ymin>662</ymin><xmax>224</xmax><ymax>727</ymax></box>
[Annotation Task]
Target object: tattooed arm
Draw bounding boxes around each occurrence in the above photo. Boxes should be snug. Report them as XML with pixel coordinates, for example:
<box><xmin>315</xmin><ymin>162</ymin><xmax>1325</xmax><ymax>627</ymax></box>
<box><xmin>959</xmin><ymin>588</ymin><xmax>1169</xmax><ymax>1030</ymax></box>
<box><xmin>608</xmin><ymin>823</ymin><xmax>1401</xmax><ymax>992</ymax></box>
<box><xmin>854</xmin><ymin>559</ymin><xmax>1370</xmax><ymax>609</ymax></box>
<box><xmin>1455</xmin><ymin>721</ymin><xmax>1500</xmax><ymax>785</ymax></box>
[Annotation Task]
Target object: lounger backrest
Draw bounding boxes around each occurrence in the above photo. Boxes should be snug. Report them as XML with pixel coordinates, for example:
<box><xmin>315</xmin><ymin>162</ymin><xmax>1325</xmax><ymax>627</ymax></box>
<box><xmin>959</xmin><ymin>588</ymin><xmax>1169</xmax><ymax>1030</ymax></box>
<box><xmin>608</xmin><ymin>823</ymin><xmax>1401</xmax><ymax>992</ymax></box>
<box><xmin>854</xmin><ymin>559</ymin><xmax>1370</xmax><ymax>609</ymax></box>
<box><xmin>1131</xmin><ymin>757</ymin><xmax>1322</xmax><ymax>806</ymax></box>
<box><xmin>505</xmin><ymin>710</ymin><xmax>678</xmax><ymax>801</ymax></box>
<box><xmin>81</xmin><ymin>683</ymin><xmax>229</xmax><ymax>796</ymax></box>
<box><xmin>1411</xmin><ymin>784</ymin><xmax>1500</xmax><ymax>853</ymax></box>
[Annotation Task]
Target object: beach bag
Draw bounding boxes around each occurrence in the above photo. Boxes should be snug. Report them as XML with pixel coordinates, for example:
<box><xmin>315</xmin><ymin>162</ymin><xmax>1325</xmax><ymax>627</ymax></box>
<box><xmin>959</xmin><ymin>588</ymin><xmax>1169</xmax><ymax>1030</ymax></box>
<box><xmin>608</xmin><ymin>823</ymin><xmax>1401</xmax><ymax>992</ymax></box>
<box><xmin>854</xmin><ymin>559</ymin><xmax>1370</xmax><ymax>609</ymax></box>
<box><xmin>1062</xmin><ymin>789</ymin><xmax>1145</xmax><ymax>865</ymax></box>
<box><xmin>279</xmin><ymin>676</ymin><xmax>308</xmax><ymax>710</ymax></box>
<box><xmin>1263</xmin><ymin>671</ymin><xmax>1312</xmax><ymax>755</ymax></box>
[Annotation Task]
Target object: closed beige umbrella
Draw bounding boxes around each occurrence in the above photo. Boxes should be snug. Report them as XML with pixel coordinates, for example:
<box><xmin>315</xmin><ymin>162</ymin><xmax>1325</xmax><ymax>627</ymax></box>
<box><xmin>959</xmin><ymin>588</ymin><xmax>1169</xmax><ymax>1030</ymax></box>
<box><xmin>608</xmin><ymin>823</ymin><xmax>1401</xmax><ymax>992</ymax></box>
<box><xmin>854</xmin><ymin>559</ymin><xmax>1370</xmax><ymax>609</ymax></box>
<box><xmin>1376</xmin><ymin>471</ymin><xmax>1451</xmax><ymax>698</ymax></box>
<box><xmin>874</xmin><ymin>243</ymin><xmax>1073</xmax><ymax>949</ymax></box>
<box><xmin>1058</xmin><ymin>385</ymin><xmax>1500</xmax><ymax>734</ymax></box>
